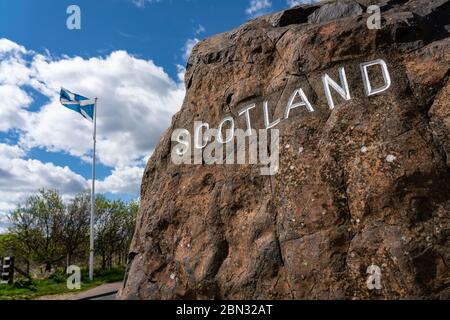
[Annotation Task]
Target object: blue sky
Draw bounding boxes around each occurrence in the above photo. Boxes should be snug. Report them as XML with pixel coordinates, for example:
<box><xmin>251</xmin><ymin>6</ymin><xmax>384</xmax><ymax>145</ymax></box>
<box><xmin>0</xmin><ymin>0</ymin><xmax>315</xmax><ymax>228</ymax></box>
<box><xmin>0</xmin><ymin>0</ymin><xmax>314</xmax><ymax>79</ymax></box>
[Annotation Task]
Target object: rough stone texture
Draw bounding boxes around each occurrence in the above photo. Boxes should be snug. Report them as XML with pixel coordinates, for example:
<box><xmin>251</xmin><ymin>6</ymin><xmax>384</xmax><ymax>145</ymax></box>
<box><xmin>307</xmin><ymin>1</ymin><xmax>363</xmax><ymax>24</ymax></box>
<box><xmin>119</xmin><ymin>0</ymin><xmax>450</xmax><ymax>300</ymax></box>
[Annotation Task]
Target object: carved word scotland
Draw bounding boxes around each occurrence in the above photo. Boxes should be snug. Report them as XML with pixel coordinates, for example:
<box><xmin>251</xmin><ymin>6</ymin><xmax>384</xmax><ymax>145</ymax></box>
<box><xmin>172</xmin><ymin>127</ymin><xmax>280</xmax><ymax>175</ymax></box>
<box><xmin>171</xmin><ymin>59</ymin><xmax>391</xmax><ymax>175</ymax></box>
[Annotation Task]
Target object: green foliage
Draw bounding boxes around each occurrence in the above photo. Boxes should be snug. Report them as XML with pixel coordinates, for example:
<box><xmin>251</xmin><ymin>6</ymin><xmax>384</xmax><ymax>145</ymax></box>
<box><xmin>13</xmin><ymin>279</ymin><xmax>36</xmax><ymax>291</ymax></box>
<box><xmin>0</xmin><ymin>234</ymin><xmax>25</xmax><ymax>258</ymax></box>
<box><xmin>89</xmin><ymin>266</ymin><xmax>126</xmax><ymax>283</ymax></box>
<box><xmin>0</xmin><ymin>188</ymin><xmax>137</xmax><ymax>299</ymax></box>
<box><xmin>0</xmin><ymin>267</ymin><xmax>125</xmax><ymax>300</ymax></box>
<box><xmin>62</xmin><ymin>191</ymin><xmax>91</xmax><ymax>266</ymax></box>
<box><xmin>9</xmin><ymin>189</ymin><xmax>66</xmax><ymax>271</ymax></box>
<box><xmin>95</xmin><ymin>196</ymin><xmax>137</xmax><ymax>269</ymax></box>
<box><xmin>47</xmin><ymin>269</ymin><xmax>67</xmax><ymax>284</ymax></box>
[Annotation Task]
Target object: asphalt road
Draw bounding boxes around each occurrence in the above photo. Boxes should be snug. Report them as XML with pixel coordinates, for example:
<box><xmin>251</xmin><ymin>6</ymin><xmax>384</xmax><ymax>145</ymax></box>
<box><xmin>89</xmin><ymin>292</ymin><xmax>117</xmax><ymax>300</ymax></box>
<box><xmin>36</xmin><ymin>282</ymin><xmax>122</xmax><ymax>300</ymax></box>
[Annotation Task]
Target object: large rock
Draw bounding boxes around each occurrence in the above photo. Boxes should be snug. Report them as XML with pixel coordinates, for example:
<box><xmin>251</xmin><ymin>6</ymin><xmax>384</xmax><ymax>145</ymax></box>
<box><xmin>119</xmin><ymin>0</ymin><xmax>450</xmax><ymax>299</ymax></box>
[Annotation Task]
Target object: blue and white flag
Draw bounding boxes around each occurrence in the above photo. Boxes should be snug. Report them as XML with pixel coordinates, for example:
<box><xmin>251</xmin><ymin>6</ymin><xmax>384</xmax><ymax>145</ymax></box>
<box><xmin>60</xmin><ymin>88</ymin><xmax>95</xmax><ymax>122</ymax></box>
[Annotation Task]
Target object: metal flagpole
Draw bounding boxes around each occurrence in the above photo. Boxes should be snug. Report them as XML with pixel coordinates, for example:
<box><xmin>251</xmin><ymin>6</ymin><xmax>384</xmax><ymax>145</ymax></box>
<box><xmin>89</xmin><ymin>98</ymin><xmax>98</xmax><ymax>281</ymax></box>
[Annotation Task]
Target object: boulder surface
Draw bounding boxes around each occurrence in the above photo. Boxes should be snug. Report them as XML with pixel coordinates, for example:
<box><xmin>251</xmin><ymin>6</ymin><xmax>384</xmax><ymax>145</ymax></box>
<box><xmin>119</xmin><ymin>0</ymin><xmax>450</xmax><ymax>299</ymax></box>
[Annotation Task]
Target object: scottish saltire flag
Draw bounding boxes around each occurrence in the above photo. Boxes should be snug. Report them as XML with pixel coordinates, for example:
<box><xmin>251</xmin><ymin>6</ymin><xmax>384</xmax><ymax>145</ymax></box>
<box><xmin>60</xmin><ymin>88</ymin><xmax>95</xmax><ymax>122</ymax></box>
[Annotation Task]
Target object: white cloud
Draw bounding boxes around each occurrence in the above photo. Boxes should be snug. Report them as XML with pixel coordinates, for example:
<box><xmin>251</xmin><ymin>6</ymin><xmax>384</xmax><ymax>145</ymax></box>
<box><xmin>96</xmin><ymin>166</ymin><xmax>144</xmax><ymax>195</ymax></box>
<box><xmin>0</xmin><ymin>214</ymin><xmax>11</xmax><ymax>233</ymax></box>
<box><xmin>246</xmin><ymin>0</ymin><xmax>272</xmax><ymax>17</ymax></box>
<box><xmin>0</xmin><ymin>53</ymin><xmax>31</xmax><ymax>86</ymax></box>
<box><xmin>19</xmin><ymin>50</ymin><xmax>185</xmax><ymax>168</ymax></box>
<box><xmin>176</xmin><ymin>64</ymin><xmax>187</xmax><ymax>83</ymax></box>
<box><xmin>287</xmin><ymin>0</ymin><xmax>318</xmax><ymax>7</ymax></box>
<box><xmin>0</xmin><ymin>38</ymin><xmax>26</xmax><ymax>55</ymax></box>
<box><xmin>132</xmin><ymin>0</ymin><xmax>160</xmax><ymax>8</ymax></box>
<box><xmin>0</xmin><ymin>38</ymin><xmax>186</xmax><ymax>214</ymax></box>
<box><xmin>195</xmin><ymin>24</ymin><xmax>206</xmax><ymax>35</ymax></box>
<box><xmin>0</xmin><ymin>143</ymin><xmax>89</xmax><ymax>215</ymax></box>
<box><xmin>0</xmin><ymin>141</ymin><xmax>143</xmax><ymax>217</ymax></box>
<box><xmin>0</xmin><ymin>85</ymin><xmax>32</xmax><ymax>131</ymax></box>
<box><xmin>0</xmin><ymin>40</ymin><xmax>34</xmax><ymax>131</ymax></box>
<box><xmin>0</xmin><ymin>143</ymin><xmax>25</xmax><ymax>159</ymax></box>
<box><xmin>183</xmin><ymin>38</ymin><xmax>200</xmax><ymax>61</ymax></box>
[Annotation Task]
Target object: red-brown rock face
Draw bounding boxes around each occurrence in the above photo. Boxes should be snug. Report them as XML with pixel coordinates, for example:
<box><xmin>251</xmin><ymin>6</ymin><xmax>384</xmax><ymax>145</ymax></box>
<box><xmin>119</xmin><ymin>0</ymin><xmax>450</xmax><ymax>300</ymax></box>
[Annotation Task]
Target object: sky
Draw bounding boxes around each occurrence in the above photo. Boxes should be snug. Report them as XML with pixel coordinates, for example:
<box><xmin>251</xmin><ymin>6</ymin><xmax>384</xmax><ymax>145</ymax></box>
<box><xmin>0</xmin><ymin>0</ymin><xmax>317</xmax><ymax>230</ymax></box>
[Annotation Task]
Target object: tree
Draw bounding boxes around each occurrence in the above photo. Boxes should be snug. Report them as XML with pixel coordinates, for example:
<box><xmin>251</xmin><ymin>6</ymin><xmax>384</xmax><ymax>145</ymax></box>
<box><xmin>61</xmin><ymin>191</ymin><xmax>90</xmax><ymax>268</ymax></box>
<box><xmin>95</xmin><ymin>197</ymin><xmax>138</xmax><ymax>269</ymax></box>
<box><xmin>6</xmin><ymin>189</ymin><xmax>138</xmax><ymax>275</ymax></box>
<box><xmin>121</xmin><ymin>200</ymin><xmax>138</xmax><ymax>264</ymax></box>
<box><xmin>9</xmin><ymin>189</ymin><xmax>65</xmax><ymax>273</ymax></box>
<box><xmin>0</xmin><ymin>233</ymin><xmax>31</xmax><ymax>276</ymax></box>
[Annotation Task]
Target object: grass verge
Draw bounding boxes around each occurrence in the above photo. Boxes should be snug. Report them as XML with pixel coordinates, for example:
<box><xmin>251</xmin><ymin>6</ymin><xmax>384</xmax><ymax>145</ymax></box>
<box><xmin>0</xmin><ymin>267</ymin><xmax>125</xmax><ymax>300</ymax></box>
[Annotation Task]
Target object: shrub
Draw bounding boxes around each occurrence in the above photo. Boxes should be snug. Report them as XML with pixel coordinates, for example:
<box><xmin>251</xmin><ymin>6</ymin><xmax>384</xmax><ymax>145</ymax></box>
<box><xmin>13</xmin><ymin>279</ymin><xmax>37</xmax><ymax>291</ymax></box>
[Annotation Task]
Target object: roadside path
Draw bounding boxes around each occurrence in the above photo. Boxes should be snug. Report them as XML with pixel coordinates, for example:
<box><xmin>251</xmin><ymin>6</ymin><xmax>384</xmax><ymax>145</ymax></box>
<box><xmin>36</xmin><ymin>281</ymin><xmax>122</xmax><ymax>300</ymax></box>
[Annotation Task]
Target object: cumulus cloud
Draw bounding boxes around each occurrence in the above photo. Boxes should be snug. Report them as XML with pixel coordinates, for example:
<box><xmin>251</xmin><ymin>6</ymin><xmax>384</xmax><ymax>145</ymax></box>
<box><xmin>20</xmin><ymin>50</ymin><xmax>185</xmax><ymax>168</ymax></box>
<box><xmin>0</xmin><ymin>214</ymin><xmax>11</xmax><ymax>233</ymax></box>
<box><xmin>132</xmin><ymin>0</ymin><xmax>160</xmax><ymax>8</ymax></box>
<box><xmin>0</xmin><ymin>85</ymin><xmax>32</xmax><ymax>131</ymax></box>
<box><xmin>246</xmin><ymin>0</ymin><xmax>272</xmax><ymax>17</ymax></box>
<box><xmin>195</xmin><ymin>24</ymin><xmax>206</xmax><ymax>35</ymax></box>
<box><xmin>96</xmin><ymin>166</ymin><xmax>144</xmax><ymax>195</ymax></box>
<box><xmin>0</xmin><ymin>142</ymin><xmax>144</xmax><ymax>216</ymax></box>
<box><xmin>0</xmin><ymin>39</ymin><xmax>34</xmax><ymax>131</ymax></box>
<box><xmin>0</xmin><ymin>143</ymin><xmax>25</xmax><ymax>160</ymax></box>
<box><xmin>183</xmin><ymin>38</ymin><xmax>200</xmax><ymax>61</ymax></box>
<box><xmin>0</xmin><ymin>38</ymin><xmax>26</xmax><ymax>55</ymax></box>
<box><xmin>0</xmin><ymin>38</ymin><xmax>185</xmax><ymax>215</ymax></box>
<box><xmin>287</xmin><ymin>0</ymin><xmax>318</xmax><ymax>7</ymax></box>
<box><xmin>0</xmin><ymin>143</ymin><xmax>89</xmax><ymax>214</ymax></box>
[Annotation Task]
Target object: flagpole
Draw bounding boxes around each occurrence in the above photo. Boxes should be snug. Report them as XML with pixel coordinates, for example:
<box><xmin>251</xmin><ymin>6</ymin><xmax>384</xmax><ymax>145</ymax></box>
<box><xmin>89</xmin><ymin>98</ymin><xmax>97</xmax><ymax>281</ymax></box>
